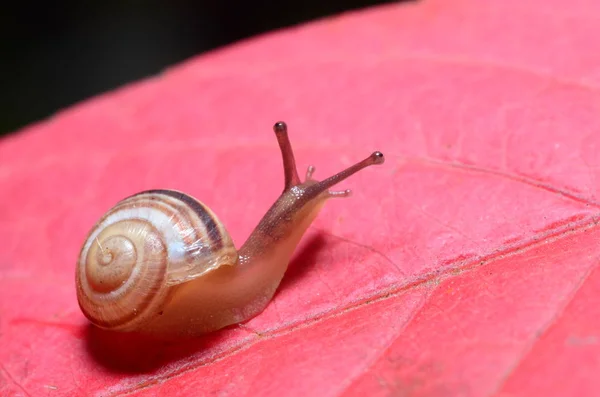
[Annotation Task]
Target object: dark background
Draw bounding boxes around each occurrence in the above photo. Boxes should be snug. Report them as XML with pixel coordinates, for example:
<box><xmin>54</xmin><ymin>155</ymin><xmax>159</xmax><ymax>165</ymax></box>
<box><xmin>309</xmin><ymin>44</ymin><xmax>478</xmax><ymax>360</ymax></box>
<box><xmin>0</xmin><ymin>1</ymin><xmax>403</xmax><ymax>138</ymax></box>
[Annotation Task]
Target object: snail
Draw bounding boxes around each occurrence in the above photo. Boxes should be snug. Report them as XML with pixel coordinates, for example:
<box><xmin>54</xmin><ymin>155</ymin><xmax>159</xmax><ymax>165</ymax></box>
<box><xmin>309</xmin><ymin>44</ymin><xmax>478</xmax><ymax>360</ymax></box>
<box><xmin>75</xmin><ymin>121</ymin><xmax>384</xmax><ymax>336</ymax></box>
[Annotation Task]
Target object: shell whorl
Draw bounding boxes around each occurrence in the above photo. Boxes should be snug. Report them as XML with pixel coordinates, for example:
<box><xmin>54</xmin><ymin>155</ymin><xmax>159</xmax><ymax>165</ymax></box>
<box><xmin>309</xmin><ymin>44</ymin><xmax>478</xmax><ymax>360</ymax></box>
<box><xmin>76</xmin><ymin>189</ymin><xmax>238</xmax><ymax>330</ymax></box>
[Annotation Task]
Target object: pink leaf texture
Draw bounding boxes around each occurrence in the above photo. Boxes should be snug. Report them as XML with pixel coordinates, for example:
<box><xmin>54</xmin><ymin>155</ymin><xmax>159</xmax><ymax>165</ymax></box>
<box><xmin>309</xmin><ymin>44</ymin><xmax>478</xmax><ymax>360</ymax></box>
<box><xmin>1</xmin><ymin>0</ymin><xmax>600</xmax><ymax>396</ymax></box>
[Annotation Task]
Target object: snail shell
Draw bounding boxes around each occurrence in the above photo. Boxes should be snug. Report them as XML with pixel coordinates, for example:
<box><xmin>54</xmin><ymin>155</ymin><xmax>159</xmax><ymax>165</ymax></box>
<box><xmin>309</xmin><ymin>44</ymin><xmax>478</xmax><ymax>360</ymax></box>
<box><xmin>75</xmin><ymin>189</ymin><xmax>237</xmax><ymax>331</ymax></box>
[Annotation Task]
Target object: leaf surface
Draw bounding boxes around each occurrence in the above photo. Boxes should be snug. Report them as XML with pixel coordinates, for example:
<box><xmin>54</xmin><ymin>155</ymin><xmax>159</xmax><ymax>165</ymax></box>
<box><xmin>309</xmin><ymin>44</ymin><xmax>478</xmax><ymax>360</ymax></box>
<box><xmin>2</xmin><ymin>1</ymin><xmax>600</xmax><ymax>396</ymax></box>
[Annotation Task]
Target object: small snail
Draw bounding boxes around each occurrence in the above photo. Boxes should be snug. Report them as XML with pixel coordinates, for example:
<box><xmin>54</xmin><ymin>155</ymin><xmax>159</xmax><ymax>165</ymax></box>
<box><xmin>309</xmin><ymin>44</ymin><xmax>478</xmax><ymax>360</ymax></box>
<box><xmin>76</xmin><ymin>121</ymin><xmax>384</xmax><ymax>336</ymax></box>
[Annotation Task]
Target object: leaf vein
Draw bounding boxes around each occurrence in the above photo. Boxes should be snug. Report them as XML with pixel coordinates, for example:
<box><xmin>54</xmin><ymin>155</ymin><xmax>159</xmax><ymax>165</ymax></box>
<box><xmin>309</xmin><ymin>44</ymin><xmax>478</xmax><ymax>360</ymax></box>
<box><xmin>410</xmin><ymin>155</ymin><xmax>600</xmax><ymax>208</ymax></box>
<box><xmin>489</xmin><ymin>256</ymin><xmax>600</xmax><ymax>396</ymax></box>
<box><xmin>0</xmin><ymin>364</ymin><xmax>33</xmax><ymax>397</ymax></box>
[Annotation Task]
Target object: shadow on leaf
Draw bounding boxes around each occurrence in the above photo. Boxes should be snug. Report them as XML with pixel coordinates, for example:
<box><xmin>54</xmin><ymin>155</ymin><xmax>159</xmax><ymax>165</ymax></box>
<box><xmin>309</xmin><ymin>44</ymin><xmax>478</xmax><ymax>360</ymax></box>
<box><xmin>84</xmin><ymin>324</ymin><xmax>231</xmax><ymax>374</ymax></box>
<box><xmin>277</xmin><ymin>232</ymin><xmax>328</xmax><ymax>292</ymax></box>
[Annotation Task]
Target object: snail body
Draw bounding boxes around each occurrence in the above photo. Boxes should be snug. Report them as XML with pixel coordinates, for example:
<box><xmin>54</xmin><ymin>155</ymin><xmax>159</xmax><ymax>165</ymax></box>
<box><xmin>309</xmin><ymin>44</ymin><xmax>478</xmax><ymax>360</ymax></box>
<box><xmin>76</xmin><ymin>122</ymin><xmax>384</xmax><ymax>336</ymax></box>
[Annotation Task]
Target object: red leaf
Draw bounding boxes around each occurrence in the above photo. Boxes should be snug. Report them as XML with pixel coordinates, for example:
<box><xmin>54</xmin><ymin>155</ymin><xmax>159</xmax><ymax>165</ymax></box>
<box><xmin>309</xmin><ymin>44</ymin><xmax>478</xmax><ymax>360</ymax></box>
<box><xmin>1</xmin><ymin>1</ymin><xmax>600</xmax><ymax>396</ymax></box>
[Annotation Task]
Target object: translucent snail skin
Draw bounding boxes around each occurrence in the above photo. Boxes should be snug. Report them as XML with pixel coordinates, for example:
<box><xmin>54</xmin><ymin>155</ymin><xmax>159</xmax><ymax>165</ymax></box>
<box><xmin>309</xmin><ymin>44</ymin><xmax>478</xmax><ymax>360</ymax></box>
<box><xmin>76</xmin><ymin>121</ymin><xmax>385</xmax><ymax>336</ymax></box>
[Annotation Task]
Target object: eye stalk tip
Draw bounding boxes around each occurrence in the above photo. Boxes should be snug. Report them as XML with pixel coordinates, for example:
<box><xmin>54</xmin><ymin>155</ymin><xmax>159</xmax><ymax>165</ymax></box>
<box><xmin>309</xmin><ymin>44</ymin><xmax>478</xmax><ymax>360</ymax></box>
<box><xmin>273</xmin><ymin>121</ymin><xmax>287</xmax><ymax>134</ymax></box>
<box><xmin>371</xmin><ymin>151</ymin><xmax>385</xmax><ymax>165</ymax></box>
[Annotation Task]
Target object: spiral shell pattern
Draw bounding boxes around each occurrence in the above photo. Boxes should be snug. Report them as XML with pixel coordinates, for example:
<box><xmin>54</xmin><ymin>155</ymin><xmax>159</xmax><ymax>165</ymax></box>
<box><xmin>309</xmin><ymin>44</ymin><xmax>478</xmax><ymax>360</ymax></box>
<box><xmin>76</xmin><ymin>189</ymin><xmax>238</xmax><ymax>330</ymax></box>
